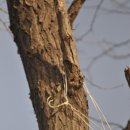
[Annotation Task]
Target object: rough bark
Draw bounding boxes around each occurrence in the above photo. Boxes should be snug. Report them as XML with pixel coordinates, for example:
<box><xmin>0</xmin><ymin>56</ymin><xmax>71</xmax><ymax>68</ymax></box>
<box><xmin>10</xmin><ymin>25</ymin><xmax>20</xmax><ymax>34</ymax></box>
<box><xmin>6</xmin><ymin>0</ymin><xmax>88</xmax><ymax>130</ymax></box>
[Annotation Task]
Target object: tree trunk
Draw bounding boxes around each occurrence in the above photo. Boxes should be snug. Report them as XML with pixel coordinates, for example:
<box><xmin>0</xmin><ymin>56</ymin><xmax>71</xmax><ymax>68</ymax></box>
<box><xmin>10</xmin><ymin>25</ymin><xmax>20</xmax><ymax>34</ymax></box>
<box><xmin>6</xmin><ymin>0</ymin><xmax>88</xmax><ymax>130</ymax></box>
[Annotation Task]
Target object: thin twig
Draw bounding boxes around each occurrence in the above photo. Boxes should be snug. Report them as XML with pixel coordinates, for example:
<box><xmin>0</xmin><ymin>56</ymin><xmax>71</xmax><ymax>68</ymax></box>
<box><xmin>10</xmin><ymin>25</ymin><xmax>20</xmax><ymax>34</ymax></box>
<box><xmin>86</xmin><ymin>39</ymin><xmax>130</xmax><ymax>73</ymax></box>
<box><xmin>107</xmin><ymin>53</ymin><xmax>130</xmax><ymax>60</ymax></box>
<box><xmin>0</xmin><ymin>18</ymin><xmax>12</xmax><ymax>37</ymax></box>
<box><xmin>77</xmin><ymin>0</ymin><xmax>104</xmax><ymax>40</ymax></box>
<box><xmin>0</xmin><ymin>7</ymin><xmax>8</xmax><ymax>14</ymax></box>
<box><xmin>86</xmin><ymin>6</ymin><xmax>130</xmax><ymax>15</ymax></box>
<box><xmin>86</xmin><ymin>78</ymin><xmax>124</xmax><ymax>90</ymax></box>
<box><xmin>90</xmin><ymin>116</ymin><xmax>124</xmax><ymax>129</ymax></box>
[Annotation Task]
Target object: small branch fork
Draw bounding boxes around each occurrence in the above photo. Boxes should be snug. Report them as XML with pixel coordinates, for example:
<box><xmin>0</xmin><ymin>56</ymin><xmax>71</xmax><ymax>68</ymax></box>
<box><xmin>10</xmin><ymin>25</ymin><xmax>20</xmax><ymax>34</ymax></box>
<box><xmin>68</xmin><ymin>0</ymin><xmax>86</xmax><ymax>25</ymax></box>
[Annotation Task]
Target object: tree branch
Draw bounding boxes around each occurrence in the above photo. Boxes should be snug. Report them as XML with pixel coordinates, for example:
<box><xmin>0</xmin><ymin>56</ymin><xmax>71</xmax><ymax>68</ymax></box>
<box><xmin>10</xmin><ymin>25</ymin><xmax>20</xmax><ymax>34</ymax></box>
<box><xmin>123</xmin><ymin>120</ymin><xmax>130</xmax><ymax>130</ymax></box>
<box><xmin>86</xmin><ymin>78</ymin><xmax>124</xmax><ymax>90</ymax></box>
<box><xmin>124</xmin><ymin>67</ymin><xmax>130</xmax><ymax>88</ymax></box>
<box><xmin>86</xmin><ymin>39</ymin><xmax>130</xmax><ymax>73</ymax></box>
<box><xmin>90</xmin><ymin>116</ymin><xmax>124</xmax><ymax>129</ymax></box>
<box><xmin>68</xmin><ymin>0</ymin><xmax>86</xmax><ymax>26</ymax></box>
<box><xmin>124</xmin><ymin>68</ymin><xmax>130</xmax><ymax>130</ymax></box>
<box><xmin>77</xmin><ymin>0</ymin><xmax>104</xmax><ymax>41</ymax></box>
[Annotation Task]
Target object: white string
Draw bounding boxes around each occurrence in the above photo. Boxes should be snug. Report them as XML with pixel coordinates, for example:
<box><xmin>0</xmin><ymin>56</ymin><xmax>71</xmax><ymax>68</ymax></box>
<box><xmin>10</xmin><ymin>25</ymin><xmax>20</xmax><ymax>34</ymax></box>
<box><xmin>83</xmin><ymin>82</ymin><xmax>112</xmax><ymax>130</ymax></box>
<box><xmin>83</xmin><ymin>82</ymin><xmax>105</xmax><ymax>130</ymax></box>
<box><xmin>47</xmin><ymin>75</ymin><xmax>102</xmax><ymax>129</ymax></box>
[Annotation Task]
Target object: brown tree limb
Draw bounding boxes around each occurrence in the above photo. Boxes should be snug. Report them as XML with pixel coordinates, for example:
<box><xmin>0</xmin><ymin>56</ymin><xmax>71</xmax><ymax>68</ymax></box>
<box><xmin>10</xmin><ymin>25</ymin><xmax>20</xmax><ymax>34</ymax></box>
<box><xmin>123</xmin><ymin>120</ymin><xmax>130</xmax><ymax>130</ymax></box>
<box><xmin>124</xmin><ymin>68</ymin><xmax>130</xmax><ymax>129</ymax></box>
<box><xmin>68</xmin><ymin>0</ymin><xmax>86</xmax><ymax>26</ymax></box>
<box><xmin>124</xmin><ymin>67</ymin><xmax>130</xmax><ymax>88</ymax></box>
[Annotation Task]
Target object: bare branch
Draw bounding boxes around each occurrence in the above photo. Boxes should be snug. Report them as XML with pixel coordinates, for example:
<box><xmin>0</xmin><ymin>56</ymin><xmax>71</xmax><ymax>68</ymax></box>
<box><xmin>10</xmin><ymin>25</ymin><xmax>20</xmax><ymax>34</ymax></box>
<box><xmin>90</xmin><ymin>116</ymin><xmax>124</xmax><ymax>129</ymax></box>
<box><xmin>77</xmin><ymin>0</ymin><xmax>104</xmax><ymax>41</ymax></box>
<box><xmin>86</xmin><ymin>39</ymin><xmax>130</xmax><ymax>72</ymax></box>
<box><xmin>86</xmin><ymin>6</ymin><xmax>130</xmax><ymax>15</ymax></box>
<box><xmin>0</xmin><ymin>18</ymin><xmax>9</xmax><ymax>30</ymax></box>
<box><xmin>112</xmin><ymin>0</ymin><xmax>130</xmax><ymax>10</ymax></box>
<box><xmin>86</xmin><ymin>78</ymin><xmax>124</xmax><ymax>90</ymax></box>
<box><xmin>107</xmin><ymin>53</ymin><xmax>130</xmax><ymax>60</ymax></box>
<box><xmin>0</xmin><ymin>7</ymin><xmax>8</xmax><ymax>14</ymax></box>
<box><xmin>68</xmin><ymin>0</ymin><xmax>86</xmax><ymax>26</ymax></box>
<box><xmin>124</xmin><ymin>67</ymin><xmax>130</xmax><ymax>88</ymax></box>
<box><xmin>0</xmin><ymin>18</ymin><xmax>12</xmax><ymax>37</ymax></box>
<box><xmin>123</xmin><ymin>119</ymin><xmax>130</xmax><ymax>130</ymax></box>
